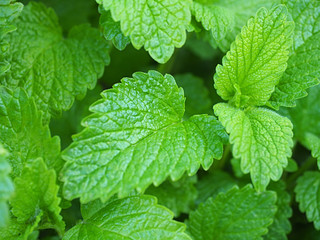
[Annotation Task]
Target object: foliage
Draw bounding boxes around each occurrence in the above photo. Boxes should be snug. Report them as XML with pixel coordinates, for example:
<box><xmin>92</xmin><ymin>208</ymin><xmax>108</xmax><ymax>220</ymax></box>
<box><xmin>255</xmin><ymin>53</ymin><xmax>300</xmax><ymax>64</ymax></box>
<box><xmin>0</xmin><ymin>0</ymin><xmax>319</xmax><ymax>239</ymax></box>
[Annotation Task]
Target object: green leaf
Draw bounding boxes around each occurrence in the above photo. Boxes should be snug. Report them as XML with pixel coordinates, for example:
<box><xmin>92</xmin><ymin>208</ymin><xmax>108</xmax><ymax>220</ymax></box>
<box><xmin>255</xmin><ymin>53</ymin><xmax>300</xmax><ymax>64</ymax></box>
<box><xmin>62</xmin><ymin>70</ymin><xmax>228</xmax><ymax>203</ymax></box>
<box><xmin>211</xmin><ymin>0</ymin><xmax>281</xmax><ymax>52</ymax></box>
<box><xmin>175</xmin><ymin>73</ymin><xmax>212</xmax><ymax>117</ymax></box>
<box><xmin>10</xmin><ymin>158</ymin><xmax>64</xmax><ymax>235</ymax></box>
<box><xmin>285</xmin><ymin>158</ymin><xmax>298</xmax><ymax>172</ymax></box>
<box><xmin>0</xmin><ymin>145</ymin><xmax>13</xmax><ymax>227</ymax></box>
<box><xmin>0</xmin><ymin>87</ymin><xmax>61</xmax><ymax>177</ymax></box>
<box><xmin>196</xmin><ymin>170</ymin><xmax>237</xmax><ymax>204</ymax></box>
<box><xmin>231</xmin><ymin>158</ymin><xmax>245</xmax><ymax>178</ymax></box>
<box><xmin>63</xmin><ymin>195</ymin><xmax>191</xmax><ymax>240</ymax></box>
<box><xmin>285</xmin><ymin>0</ymin><xmax>320</xmax><ymax>50</ymax></box>
<box><xmin>295</xmin><ymin>171</ymin><xmax>320</xmax><ymax>230</ymax></box>
<box><xmin>264</xmin><ymin>181</ymin><xmax>292</xmax><ymax>240</ymax></box>
<box><xmin>284</xmin><ymin>85</ymin><xmax>320</xmax><ymax>168</ymax></box>
<box><xmin>188</xmin><ymin>184</ymin><xmax>277</xmax><ymax>240</ymax></box>
<box><xmin>145</xmin><ymin>175</ymin><xmax>197</xmax><ymax>217</ymax></box>
<box><xmin>0</xmin><ymin>0</ymin><xmax>23</xmax><ymax>75</ymax></box>
<box><xmin>50</xmin><ymin>85</ymin><xmax>103</xmax><ymax>149</ymax></box>
<box><xmin>98</xmin><ymin>6</ymin><xmax>130</xmax><ymax>51</ymax></box>
<box><xmin>192</xmin><ymin>1</ymin><xmax>234</xmax><ymax>41</ymax></box>
<box><xmin>1</xmin><ymin>2</ymin><xmax>110</xmax><ymax>121</ymax></box>
<box><xmin>304</xmin><ymin>133</ymin><xmax>320</xmax><ymax>168</ymax></box>
<box><xmin>268</xmin><ymin>0</ymin><xmax>320</xmax><ymax>108</ymax></box>
<box><xmin>98</xmin><ymin>0</ymin><xmax>192</xmax><ymax>63</ymax></box>
<box><xmin>184</xmin><ymin>32</ymin><xmax>218</xmax><ymax>60</ymax></box>
<box><xmin>214</xmin><ymin>103</ymin><xmax>293</xmax><ymax>191</ymax></box>
<box><xmin>0</xmin><ymin>214</ymin><xmax>41</xmax><ymax>240</ymax></box>
<box><xmin>35</xmin><ymin>0</ymin><xmax>98</xmax><ymax>32</ymax></box>
<box><xmin>214</xmin><ymin>5</ymin><xmax>294</xmax><ymax>107</ymax></box>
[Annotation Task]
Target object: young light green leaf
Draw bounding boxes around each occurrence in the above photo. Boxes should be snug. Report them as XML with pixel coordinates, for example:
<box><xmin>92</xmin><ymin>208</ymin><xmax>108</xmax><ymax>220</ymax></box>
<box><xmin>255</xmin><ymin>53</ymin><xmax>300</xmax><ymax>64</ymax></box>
<box><xmin>1</xmin><ymin>2</ymin><xmax>110</xmax><ymax>121</ymax></box>
<box><xmin>10</xmin><ymin>158</ymin><xmax>65</xmax><ymax>235</ymax></box>
<box><xmin>175</xmin><ymin>73</ymin><xmax>212</xmax><ymax>117</ymax></box>
<box><xmin>145</xmin><ymin>175</ymin><xmax>197</xmax><ymax>217</ymax></box>
<box><xmin>63</xmin><ymin>195</ymin><xmax>191</xmax><ymax>240</ymax></box>
<box><xmin>214</xmin><ymin>103</ymin><xmax>293</xmax><ymax>191</ymax></box>
<box><xmin>214</xmin><ymin>5</ymin><xmax>294</xmax><ymax>107</ymax></box>
<box><xmin>0</xmin><ymin>145</ymin><xmax>13</xmax><ymax>227</ymax></box>
<box><xmin>192</xmin><ymin>1</ymin><xmax>234</xmax><ymax>41</ymax></box>
<box><xmin>211</xmin><ymin>0</ymin><xmax>281</xmax><ymax>51</ymax></box>
<box><xmin>295</xmin><ymin>171</ymin><xmax>320</xmax><ymax>230</ymax></box>
<box><xmin>264</xmin><ymin>181</ymin><xmax>292</xmax><ymax>240</ymax></box>
<box><xmin>268</xmin><ymin>0</ymin><xmax>320</xmax><ymax>108</ymax></box>
<box><xmin>188</xmin><ymin>184</ymin><xmax>277</xmax><ymax>240</ymax></box>
<box><xmin>62</xmin><ymin>70</ymin><xmax>228</xmax><ymax>203</ymax></box>
<box><xmin>98</xmin><ymin>6</ymin><xmax>130</xmax><ymax>51</ymax></box>
<box><xmin>0</xmin><ymin>87</ymin><xmax>61</xmax><ymax>177</ymax></box>
<box><xmin>98</xmin><ymin>0</ymin><xmax>192</xmax><ymax>63</ymax></box>
<box><xmin>196</xmin><ymin>170</ymin><xmax>237</xmax><ymax>204</ymax></box>
<box><xmin>0</xmin><ymin>0</ymin><xmax>23</xmax><ymax>75</ymax></box>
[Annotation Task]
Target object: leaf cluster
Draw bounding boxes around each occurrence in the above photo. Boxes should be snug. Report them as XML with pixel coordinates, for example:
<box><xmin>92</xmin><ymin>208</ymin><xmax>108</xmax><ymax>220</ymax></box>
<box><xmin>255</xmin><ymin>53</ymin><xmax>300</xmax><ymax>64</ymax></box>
<box><xmin>0</xmin><ymin>0</ymin><xmax>320</xmax><ymax>239</ymax></box>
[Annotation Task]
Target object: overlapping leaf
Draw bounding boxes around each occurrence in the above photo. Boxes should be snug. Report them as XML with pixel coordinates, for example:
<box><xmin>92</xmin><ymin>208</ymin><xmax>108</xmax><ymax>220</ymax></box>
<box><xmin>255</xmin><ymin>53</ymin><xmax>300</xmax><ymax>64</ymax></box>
<box><xmin>175</xmin><ymin>74</ymin><xmax>212</xmax><ymax>117</ymax></box>
<box><xmin>264</xmin><ymin>181</ymin><xmax>292</xmax><ymax>240</ymax></box>
<box><xmin>0</xmin><ymin>215</ymin><xmax>41</xmax><ymax>240</ymax></box>
<box><xmin>268</xmin><ymin>0</ymin><xmax>320</xmax><ymax>108</ymax></box>
<box><xmin>97</xmin><ymin>0</ymin><xmax>192</xmax><ymax>63</ymax></box>
<box><xmin>196</xmin><ymin>170</ymin><xmax>237</xmax><ymax>204</ymax></box>
<box><xmin>214</xmin><ymin>5</ymin><xmax>294</xmax><ymax>107</ymax></box>
<box><xmin>0</xmin><ymin>145</ymin><xmax>13</xmax><ymax>227</ymax></box>
<box><xmin>0</xmin><ymin>86</ymin><xmax>61</xmax><ymax>177</ymax></box>
<box><xmin>145</xmin><ymin>175</ymin><xmax>197</xmax><ymax>217</ymax></box>
<box><xmin>284</xmin><ymin>85</ymin><xmax>320</xmax><ymax>168</ymax></box>
<box><xmin>210</xmin><ymin>0</ymin><xmax>281</xmax><ymax>51</ymax></box>
<box><xmin>98</xmin><ymin>6</ymin><xmax>130</xmax><ymax>51</ymax></box>
<box><xmin>188</xmin><ymin>185</ymin><xmax>277</xmax><ymax>240</ymax></box>
<box><xmin>192</xmin><ymin>1</ymin><xmax>234</xmax><ymax>41</ymax></box>
<box><xmin>63</xmin><ymin>195</ymin><xmax>191</xmax><ymax>239</ymax></box>
<box><xmin>10</xmin><ymin>158</ymin><xmax>64</xmax><ymax>237</ymax></box>
<box><xmin>295</xmin><ymin>171</ymin><xmax>320</xmax><ymax>230</ymax></box>
<box><xmin>0</xmin><ymin>0</ymin><xmax>23</xmax><ymax>75</ymax></box>
<box><xmin>214</xmin><ymin>103</ymin><xmax>293</xmax><ymax>191</ymax></box>
<box><xmin>62</xmin><ymin>70</ymin><xmax>228</xmax><ymax>203</ymax></box>
<box><xmin>1</xmin><ymin>2</ymin><xmax>110</xmax><ymax>121</ymax></box>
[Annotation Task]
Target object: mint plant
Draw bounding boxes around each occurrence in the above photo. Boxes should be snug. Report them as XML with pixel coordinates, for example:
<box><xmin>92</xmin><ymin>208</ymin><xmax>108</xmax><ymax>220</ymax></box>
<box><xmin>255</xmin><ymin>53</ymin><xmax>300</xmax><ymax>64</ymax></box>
<box><xmin>0</xmin><ymin>0</ymin><xmax>320</xmax><ymax>239</ymax></box>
